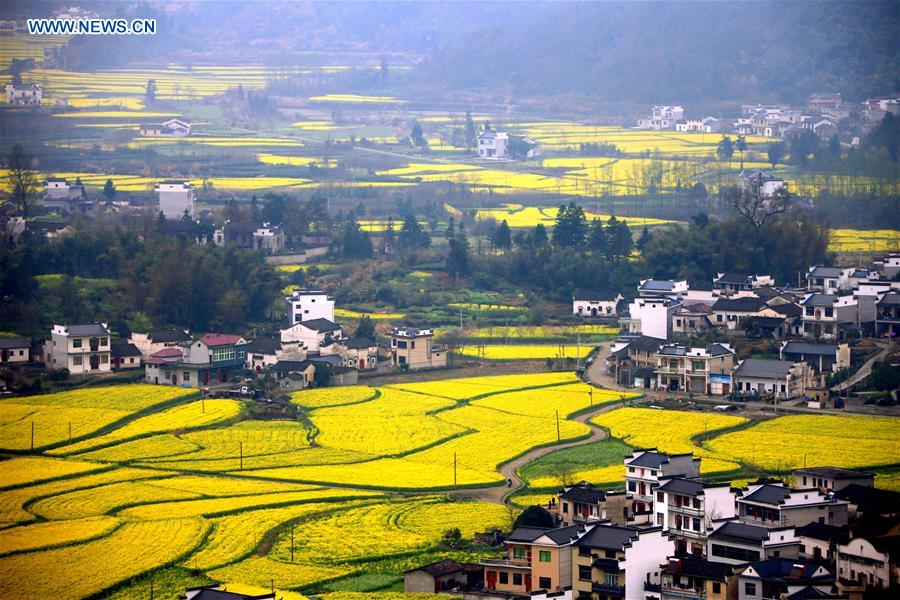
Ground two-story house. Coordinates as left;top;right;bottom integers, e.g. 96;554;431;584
144;333;248;387
736;483;849;529
606;336;664;388
655;343;735;395
653;477;736;556
875;292;900;338
573;290;624;318
710;297;768;331
638;279;689;298
792;467;875;493
573;524;675;600
281;318;344;353
622;297;681;341
800;293;858;339
5;83;42;105
625;450;701;514
735;559;834;600
390;326;447;370
285;290;335;325
707;520;800;565
482;525;589;594
780;341;850;375
835;534;898;591
477;129;511;159
129;329;192;358
806;266;854;292
874;251;900;279
731;359;813;400
45;323;112;374
657;557;739;600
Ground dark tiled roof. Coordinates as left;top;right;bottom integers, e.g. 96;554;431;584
663;557;735;580
808;266;845;278
712;297;767;312
110;341;141;358
707;343;733;357
715;272;753;285
794;522;846;542
148;329;191;343
741;484;791;505
658;477;704;497
743;558;829;582
391;325;432;337
343;337;376;349
625;336;666;352
301;318;342;333
749;316;785;328
247;338;280;354
0;337;28;349
640;279;678;291
782;341;838;356
506;526;554;543
64;323;109;336
407;558;464;577
627;450;669;469
802;293;838;307
734;359;795;380
770;303;802;318
795;467;874;479
559;484;606;504
709;521;770;542
878;293;900;307
271;360;314;373
834;484;900;515
577;525;637;550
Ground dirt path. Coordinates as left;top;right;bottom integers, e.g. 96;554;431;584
449;400;623;505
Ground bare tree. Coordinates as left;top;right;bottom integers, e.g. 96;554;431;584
6;144;41;217
730;172;790;236
550;463;576;487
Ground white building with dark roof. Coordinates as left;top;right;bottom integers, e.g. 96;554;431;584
655;343;735;395
736;483;849;529
780;340;850;374
625;450;701;513
805;266;854;292
45;323;112;374
281;318;344;353
5;83;41;105
653;476;736;556
731;358;813;400
285;290;334;325
155;180;195;220
0;337;30;364
572;289;624;317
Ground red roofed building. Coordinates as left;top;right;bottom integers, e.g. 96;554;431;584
145;333;247;387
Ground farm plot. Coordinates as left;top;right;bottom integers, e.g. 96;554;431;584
455;344;594;360
706;414;900;472
475;384;629;418
0;518;208;600
0;516;120;556
386;372;580;400
49;398;242;455
291;386;377;409
591;407;746;474
0;385;195;450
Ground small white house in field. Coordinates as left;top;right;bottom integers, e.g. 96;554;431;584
139;118;191;137
476;129;539;160
5;83;42;105
637;105;684;130
573;290;624;318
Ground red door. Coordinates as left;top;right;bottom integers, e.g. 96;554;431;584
171;373;178;384
486;571;497;589
525;574;532;592
202;371;209;385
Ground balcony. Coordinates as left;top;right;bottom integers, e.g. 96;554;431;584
669;503;703;516
660;583;704;599
644;582;662;593
480;558;531;569
592;582;625;596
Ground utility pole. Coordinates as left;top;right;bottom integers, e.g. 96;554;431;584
202;397;205;413
31;421;34;451
589;387;593;406
68;421;71;444
291;524;295;562
150;581;154;600
555;410;560;441
453;452;457;487
240;441;243;470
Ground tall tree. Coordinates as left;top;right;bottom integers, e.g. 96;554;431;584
606;216;633;261
531;223;548;246
144;79;156;105
410;121;427;147
588;218;608;254
446;237;470;280
465;111;477;149
398;213;430;252
767;141;786;168
717;135;734;162
355;315;375;339
636;226;652;250
729;172;791;239
735;135;748;169
382;216;396;254
5;144;41;217
102;178;116;210
491;220;512;252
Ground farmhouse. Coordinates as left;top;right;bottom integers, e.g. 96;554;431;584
5;83;41;105
713;272;775;294
110;341;142;370
245;338;282;372
337;337;378;370
482;525;589;594
735;558;834;600
389;326;447;370
805;266;854;292
710;297;768;330
739;170;786;197
280;318;344;353
404;559;470;593
655;343;736;395
780;340;850;374
735;482;849;528
0;337;29;364
875;292;900;338
706;520;798;565
835;535;897;591
139;118;191;137
653;477;736;556
637;105;684;130
625;449;701;513
155;180;195;220
45;323;112;374
657;557;740;599
270;359;316;391
799;293;858;340
731;359;813;400
792;467;875;493
638;279;689;298
572;289;623;317
129;329;192;358
144;333;248;387
606;335;665;388
623;297;681;340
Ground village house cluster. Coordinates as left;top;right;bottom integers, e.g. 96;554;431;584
635;93;899;141
11;288;448;394
406;451;899;600
571;255;900;404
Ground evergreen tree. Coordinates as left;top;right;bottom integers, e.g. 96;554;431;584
767;141;786;168
588;218;608;254
410;121;427;147
717;135;734;161
382;216;396;254
552;201;587;248
636;226;652;250
144;79;157;105
465;111;477;149
446;237;470;280
398;213;430;252
445;215;455;241
341;216;373;258
531;223;548;246
491;220;512;252
355;315;375;340
250;195;259;222
102;178;116;210
735;135;748;169
606;216;633;261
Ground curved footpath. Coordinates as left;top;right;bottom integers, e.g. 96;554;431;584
451;342;625;505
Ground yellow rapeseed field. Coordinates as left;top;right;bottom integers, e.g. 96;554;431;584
706;414;900;471
828;229;900;252
0;516;120;556
291;385;377;409
455;344;594;360
591;407;746;474
387;372;580;400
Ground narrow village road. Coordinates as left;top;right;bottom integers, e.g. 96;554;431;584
583;342;627;391
831;340;894;393
449;399;623;506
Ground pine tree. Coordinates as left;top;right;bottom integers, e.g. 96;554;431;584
145;79;157;105
465;111;477;149
382;216;396;254
491;220;512;252
606;216;633;261
588;218;608;254
532;223;548;246
445;215;455;241
637;226;652;250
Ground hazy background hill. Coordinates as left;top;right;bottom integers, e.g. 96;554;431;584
9;0;898;107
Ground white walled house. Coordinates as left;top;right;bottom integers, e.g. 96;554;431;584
739;170;786;197
655;343;735;395
653;477;736;556
806;266;854;292
707;521;800;565
736;483;849;529
625;450;701;513
637;106;684;130
0;337;30;364
45;323;111;374
624;297;681;340
572;290;623;318
836;536;896;590
780;340;850;374
800;293;858;339
139;118;191;137
792;467;875;493
874;251;900;278
129;329;192;358
638;279;689;298
477;129;508;159
713;272;774;294
5;83;41;105
253;224;285;254
285;290;334;325
731;359;813;400
155;180;195;220
280;318;343;353
390;326;447;370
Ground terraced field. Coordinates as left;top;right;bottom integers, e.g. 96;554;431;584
2;378;897;598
